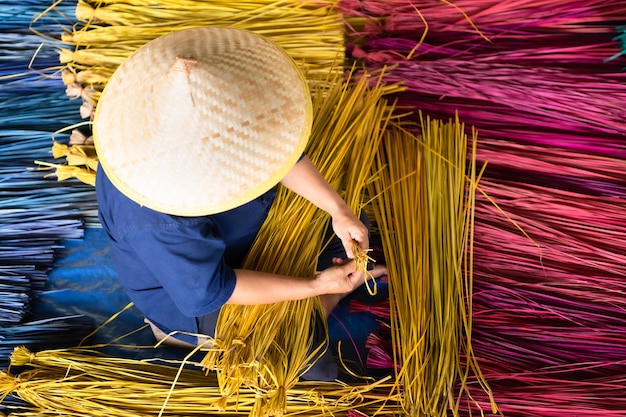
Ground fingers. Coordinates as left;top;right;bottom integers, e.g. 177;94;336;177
336;258;356;273
341;227;369;259
317;259;372;296
332;209;369;259
369;264;387;279
332;257;348;266
342;236;356;259
337;260;365;293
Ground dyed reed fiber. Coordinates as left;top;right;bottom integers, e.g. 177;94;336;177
349;298;390;319
365;331;396;372
449;176;626;417
395;98;626;160
0;36;59;69
0;129;98;222
336;0;626;159
0;1;75;32
0;316;93;367
0;168;96;214
349;37;626;74
475;138;626;197
0;346;401;416
0;88;80;137
458;370;626;417
338;0;626;42
366;116;495;417
201;71;400;416
0;275;30;326
615;25;626;60
52;0;345;95
0;203;85;324
1;14;98;330
366;58;626;137
474;180;626;280
338;1;626;78
0;265;45;294
0;125;92;321
1;34;99;220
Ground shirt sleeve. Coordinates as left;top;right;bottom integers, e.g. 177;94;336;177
122;219;237;318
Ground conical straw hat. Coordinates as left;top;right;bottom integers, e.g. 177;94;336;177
94;27;312;216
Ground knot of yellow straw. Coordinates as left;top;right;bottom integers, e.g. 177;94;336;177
0;371;19;401
75;0;97;23
9;346;36;367
352;241;377;295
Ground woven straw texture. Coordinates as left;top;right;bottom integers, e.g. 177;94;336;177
94;27;312;216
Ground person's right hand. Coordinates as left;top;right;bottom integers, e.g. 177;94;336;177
314;259;363;296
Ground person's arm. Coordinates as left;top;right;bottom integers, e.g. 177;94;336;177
125;223;362;313
227;156;370;306
226;260;361;305
279;155;368;259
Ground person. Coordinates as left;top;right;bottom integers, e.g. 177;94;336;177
93;27;384;381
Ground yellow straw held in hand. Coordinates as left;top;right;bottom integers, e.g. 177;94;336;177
352;240;377;295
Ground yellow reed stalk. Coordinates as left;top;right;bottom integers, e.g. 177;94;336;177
351;240;375;294
367;127;428;415
201;70;402;416
61;67;111;87
59;46;132;67
1;347;401;416
367;116;495;417
58;0;345;92
75;0;338;26
51;142;99;171
34;161;96;186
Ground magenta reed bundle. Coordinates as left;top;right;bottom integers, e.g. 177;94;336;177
336;3;626;416
369;58;626;136
461;372;626;417
475;138;626;196
457;176;626;416
338;0;626;157
339;0;626;57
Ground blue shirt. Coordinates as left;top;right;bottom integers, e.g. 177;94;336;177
95;167;276;345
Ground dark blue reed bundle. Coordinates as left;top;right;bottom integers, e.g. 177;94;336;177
0;1;98;360
0;0;75;32
0;315;94;368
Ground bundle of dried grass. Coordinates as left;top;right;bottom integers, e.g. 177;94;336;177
366;115;496;417
56;0;345;101
0;346;401;417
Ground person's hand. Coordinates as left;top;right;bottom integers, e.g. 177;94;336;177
317;258;387;317
331;208;369;259
314;259;363;296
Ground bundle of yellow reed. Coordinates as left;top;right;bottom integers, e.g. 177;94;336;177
56;0;345;100
0;346;401;416
201;70;402;416
366;116;497;417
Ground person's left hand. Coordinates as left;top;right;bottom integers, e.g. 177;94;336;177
331;208;369;259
